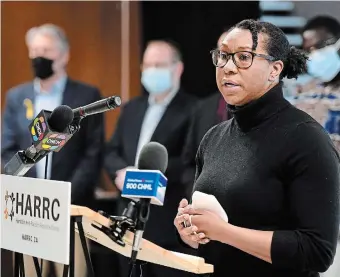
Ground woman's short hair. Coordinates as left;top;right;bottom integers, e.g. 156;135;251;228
229;19;308;80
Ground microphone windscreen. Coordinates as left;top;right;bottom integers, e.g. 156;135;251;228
137;142;168;173
48;105;74;132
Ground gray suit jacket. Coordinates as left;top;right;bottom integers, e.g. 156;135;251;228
1;78;105;207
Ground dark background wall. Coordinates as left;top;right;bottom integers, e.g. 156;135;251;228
141;1;260;98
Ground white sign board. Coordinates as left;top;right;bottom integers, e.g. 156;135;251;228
0;174;71;264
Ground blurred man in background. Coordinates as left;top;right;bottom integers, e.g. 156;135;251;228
104;40;197;277
286;16;340;154
302;16;340;52
182;30;232;191
284;16;340;277
1;23;104;277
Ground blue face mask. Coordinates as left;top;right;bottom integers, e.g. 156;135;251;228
295;73;315;86
307;40;340;82
141;68;173;95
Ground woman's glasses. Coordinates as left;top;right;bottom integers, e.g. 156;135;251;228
210;49;276;69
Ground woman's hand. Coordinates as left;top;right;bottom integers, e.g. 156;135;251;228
181;206;228;243
177;204;274;264
174;199;210;248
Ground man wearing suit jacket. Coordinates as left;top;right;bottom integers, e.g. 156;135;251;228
104;40;197;277
1;24;104;277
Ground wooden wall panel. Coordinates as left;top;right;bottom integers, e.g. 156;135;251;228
0;0;142;202
1;1;141;140
0;2;141;275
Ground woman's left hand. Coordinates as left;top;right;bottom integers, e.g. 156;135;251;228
181;206;228;242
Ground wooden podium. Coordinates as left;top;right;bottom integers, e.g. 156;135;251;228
71;205;214;275
0;174;213;277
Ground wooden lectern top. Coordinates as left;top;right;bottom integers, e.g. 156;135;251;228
71;205;213;274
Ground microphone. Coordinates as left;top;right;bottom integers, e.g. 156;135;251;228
73;96;121;119
121;142;168;265
29;105;74;152
4;105;74;176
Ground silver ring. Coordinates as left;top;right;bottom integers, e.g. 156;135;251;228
183;218;190;228
182;215;192;228
189;215;193;226
189;215;197;235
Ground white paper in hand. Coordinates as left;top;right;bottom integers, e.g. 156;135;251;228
192;191;228;222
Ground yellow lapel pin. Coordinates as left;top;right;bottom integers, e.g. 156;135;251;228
23;98;34;120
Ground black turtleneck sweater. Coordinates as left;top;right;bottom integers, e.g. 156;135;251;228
191;83;340;277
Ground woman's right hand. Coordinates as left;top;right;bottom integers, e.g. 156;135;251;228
174;199;210;249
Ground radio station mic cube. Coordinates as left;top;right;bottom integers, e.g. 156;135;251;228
28;110;73;153
121;169;168;206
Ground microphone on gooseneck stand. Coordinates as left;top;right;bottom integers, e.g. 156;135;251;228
72;95;121;119
4;96;123;177
4;105;74;176
69;95;121;134
121;142;168;277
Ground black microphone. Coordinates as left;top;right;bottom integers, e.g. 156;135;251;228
29;105;74;153
4;105;74;176
129;142;168;264
73;96;121;119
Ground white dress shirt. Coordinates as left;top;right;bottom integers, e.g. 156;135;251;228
134;88;178;166
33;76;67;179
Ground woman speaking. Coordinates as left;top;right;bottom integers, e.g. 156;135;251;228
174;19;340;277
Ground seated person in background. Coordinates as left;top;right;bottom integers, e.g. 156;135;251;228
104;39;197;277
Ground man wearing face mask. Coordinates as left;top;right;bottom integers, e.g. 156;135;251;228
104;40;197;277
284;16;340;277
284;16;340;151
1;24;104;277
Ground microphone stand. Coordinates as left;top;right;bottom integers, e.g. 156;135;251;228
128;199;151;277
10;119;83;277
3;118;82;177
91;199;151;277
38;154;50;276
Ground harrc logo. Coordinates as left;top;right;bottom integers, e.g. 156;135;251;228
4;191;15;221
3;191;61;222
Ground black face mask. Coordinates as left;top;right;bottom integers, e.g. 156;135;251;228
31;57;54;80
